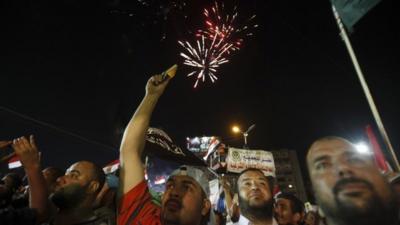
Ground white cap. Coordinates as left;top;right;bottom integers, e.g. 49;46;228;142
169;165;210;196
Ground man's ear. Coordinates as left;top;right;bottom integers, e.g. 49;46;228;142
88;181;100;194
201;199;211;216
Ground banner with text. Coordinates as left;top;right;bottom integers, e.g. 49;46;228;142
227;148;275;177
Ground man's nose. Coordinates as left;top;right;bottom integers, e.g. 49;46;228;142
169;184;184;197
336;160;355;178
56;175;67;186
250;181;259;190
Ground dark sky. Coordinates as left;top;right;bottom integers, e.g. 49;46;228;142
1;0;399;173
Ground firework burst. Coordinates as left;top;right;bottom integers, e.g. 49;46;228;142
178;35;231;88
197;1;258;54
179;1;258;88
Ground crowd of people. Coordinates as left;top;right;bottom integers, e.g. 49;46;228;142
1;68;400;225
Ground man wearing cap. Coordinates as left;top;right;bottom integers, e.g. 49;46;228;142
118;67;212;225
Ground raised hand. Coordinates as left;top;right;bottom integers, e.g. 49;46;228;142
12;136;48;222
145;64;177;97
12;135;40;169
0;140;12;150
145;74;170;97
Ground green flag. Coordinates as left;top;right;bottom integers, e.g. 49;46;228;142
331;0;382;31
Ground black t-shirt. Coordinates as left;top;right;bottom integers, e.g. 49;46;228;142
41;207;115;225
0;206;37;225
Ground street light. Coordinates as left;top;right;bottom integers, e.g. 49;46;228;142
355;142;371;154
231;124;256;148
232;126;241;133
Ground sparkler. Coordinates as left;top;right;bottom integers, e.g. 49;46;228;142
179;1;258;88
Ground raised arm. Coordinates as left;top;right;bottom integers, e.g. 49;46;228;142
12;135;49;224
119;67;175;195
220;176;240;222
0;140;12;149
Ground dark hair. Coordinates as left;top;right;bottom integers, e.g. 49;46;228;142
236;168;275;195
276;192;304;214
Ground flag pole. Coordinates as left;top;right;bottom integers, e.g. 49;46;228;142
331;5;400;171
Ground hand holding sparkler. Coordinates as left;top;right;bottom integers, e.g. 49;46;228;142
146;64;177;96
161;64;178;81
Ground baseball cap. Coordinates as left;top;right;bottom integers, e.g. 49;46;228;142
169;165;210;196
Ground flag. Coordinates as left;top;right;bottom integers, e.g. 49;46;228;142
145;127;206;166
8;154;22;169
103;159;120;174
365;125;391;173
331;0;381;31
102;128;205;178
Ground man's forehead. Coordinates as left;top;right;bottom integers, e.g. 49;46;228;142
276;198;291;205
168;175;199;185
67;162;92;174
307;139;355;162
239;170;267;181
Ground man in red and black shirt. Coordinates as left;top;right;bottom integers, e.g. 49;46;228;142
118;66;211;225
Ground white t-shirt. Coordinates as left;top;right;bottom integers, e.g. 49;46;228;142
232;215;278;225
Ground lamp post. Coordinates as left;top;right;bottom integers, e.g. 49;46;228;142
232;124;256;149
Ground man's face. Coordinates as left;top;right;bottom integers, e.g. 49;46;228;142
50;161;95;209
303;212;317;225
274;198;300;225
307;138;395;223
237;170;273;218
161;175;209;225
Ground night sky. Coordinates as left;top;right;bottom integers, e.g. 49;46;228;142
1;0;399;175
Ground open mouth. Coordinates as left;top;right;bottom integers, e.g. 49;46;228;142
165;199;182;211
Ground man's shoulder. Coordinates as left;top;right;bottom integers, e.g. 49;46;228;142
94;207;116;225
232;215;249;225
67;213;115;225
118;180;161;225
232;215;278;225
